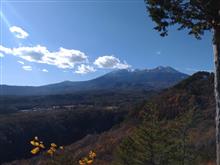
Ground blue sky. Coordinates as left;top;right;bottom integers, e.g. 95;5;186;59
0;0;214;86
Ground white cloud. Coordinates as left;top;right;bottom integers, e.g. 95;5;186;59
75;64;96;74
0;46;11;54
0;53;4;58
0;45;88;69
17;61;25;65
22;65;32;71
42;69;48;72
156;51;161;55
9;26;29;39
94;55;130;69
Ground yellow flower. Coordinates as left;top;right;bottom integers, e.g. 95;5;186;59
50;147;56;152
51;143;57;148
47;149;53;155
89;151;96;159
34;142;40;146
31;147;40;155
87;159;93;164
79;151;96;165
83;157;89;162
59;146;64;150
39;143;45;149
30;140;35;146
79;160;86;165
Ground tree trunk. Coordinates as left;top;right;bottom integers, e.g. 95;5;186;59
214;27;220;165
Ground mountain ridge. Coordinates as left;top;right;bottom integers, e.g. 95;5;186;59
0;66;189;96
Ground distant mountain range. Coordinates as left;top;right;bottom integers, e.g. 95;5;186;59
0;66;188;96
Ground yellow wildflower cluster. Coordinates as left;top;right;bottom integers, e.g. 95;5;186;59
30;136;64;156
47;143;64;156
79;151;96;165
47;143;57;156
30;136;45;155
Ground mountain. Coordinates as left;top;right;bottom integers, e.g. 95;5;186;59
1;66;188;96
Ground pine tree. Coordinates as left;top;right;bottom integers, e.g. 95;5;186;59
113;105;196;165
144;1;220;164
172;110;197;165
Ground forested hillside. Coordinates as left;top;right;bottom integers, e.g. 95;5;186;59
5;72;215;165
0;108;126;164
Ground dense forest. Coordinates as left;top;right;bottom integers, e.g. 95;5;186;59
0;108;126;164
4;72;216;165
0;89;155;114
0;86;155;163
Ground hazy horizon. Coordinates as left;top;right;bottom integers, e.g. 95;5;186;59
0;65;192;86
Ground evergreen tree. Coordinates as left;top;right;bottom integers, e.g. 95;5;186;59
144;1;220;164
172;110;197;165
113;104;196;165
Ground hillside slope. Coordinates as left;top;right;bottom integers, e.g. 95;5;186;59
5;72;215;165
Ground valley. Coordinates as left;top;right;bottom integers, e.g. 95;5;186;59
0;67;188;164
3;71;215;165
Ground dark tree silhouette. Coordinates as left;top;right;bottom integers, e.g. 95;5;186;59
144;0;220;164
